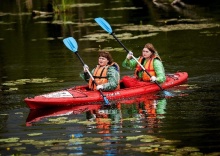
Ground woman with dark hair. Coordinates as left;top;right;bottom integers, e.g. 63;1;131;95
81;51;120;91
122;43;165;83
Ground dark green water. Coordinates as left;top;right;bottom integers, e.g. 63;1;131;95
0;0;220;155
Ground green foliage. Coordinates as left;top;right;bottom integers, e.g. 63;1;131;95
53;0;73;12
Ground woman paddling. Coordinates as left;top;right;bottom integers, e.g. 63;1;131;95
81;51;120;91
122;43;166;86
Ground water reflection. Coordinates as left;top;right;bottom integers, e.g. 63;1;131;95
26;96;167;126
84;98;167;156
24;97;167;155
134;98;166;132
26;104;101;126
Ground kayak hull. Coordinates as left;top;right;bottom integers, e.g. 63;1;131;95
24;72;188;109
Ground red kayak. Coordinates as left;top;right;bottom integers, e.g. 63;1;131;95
24;72;188;109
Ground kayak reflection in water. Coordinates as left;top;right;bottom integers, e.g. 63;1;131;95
86;104;122;134
26;98;166;154
83;98;166;155
86;104;122;155
123;98;167;133
138;98;167;133
85;98;167;134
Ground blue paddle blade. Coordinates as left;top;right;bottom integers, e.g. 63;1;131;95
103;97;110;105
163;90;173;97
94;17;113;34
63;37;78;52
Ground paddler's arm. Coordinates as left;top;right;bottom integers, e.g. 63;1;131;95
102;66;120;91
153;59;166;83
122;57;138;70
79;69;94;82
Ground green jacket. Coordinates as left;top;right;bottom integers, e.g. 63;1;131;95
122;57;166;83
156;98;167;116
80;66;120;91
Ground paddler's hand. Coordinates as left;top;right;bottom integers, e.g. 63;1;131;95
150;76;157;82
83;64;89;72
97;85;103;90
126;51;133;60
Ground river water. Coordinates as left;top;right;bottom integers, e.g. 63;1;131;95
0;0;220;155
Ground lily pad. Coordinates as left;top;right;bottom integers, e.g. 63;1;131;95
120;23;220;32
48;117;67;122
15;112;23;115
8;88;18;91
13;146;26;151
78;120;96;125
20;139;35;143
93;150;105;154
27;133;43;136
0;137;20;143
65;119;79;123
140;138;155;143
2;82;16;86
178;146;200;152
0;143;22;147
1;77;60;89
105;7;142;11
68;3;101;8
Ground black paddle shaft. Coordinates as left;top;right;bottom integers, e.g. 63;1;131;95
75;52;86;65
111;33;130;53
75;52;98;86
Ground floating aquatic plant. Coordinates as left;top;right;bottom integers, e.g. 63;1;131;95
120;23;219;32
13;146;26;151
68;3;101;8
105;7;142;11
78;120;96;125
1;132;219;155
0;137;20;143
93;150;105;154
27;133;43;136
1;77;62;92
2;78;59;86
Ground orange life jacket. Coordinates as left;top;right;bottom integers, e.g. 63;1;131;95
138;100;157;118
134;56;159;81
88;62;120;90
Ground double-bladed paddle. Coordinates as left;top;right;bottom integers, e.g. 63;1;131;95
63;37;110;105
94;17;172;96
